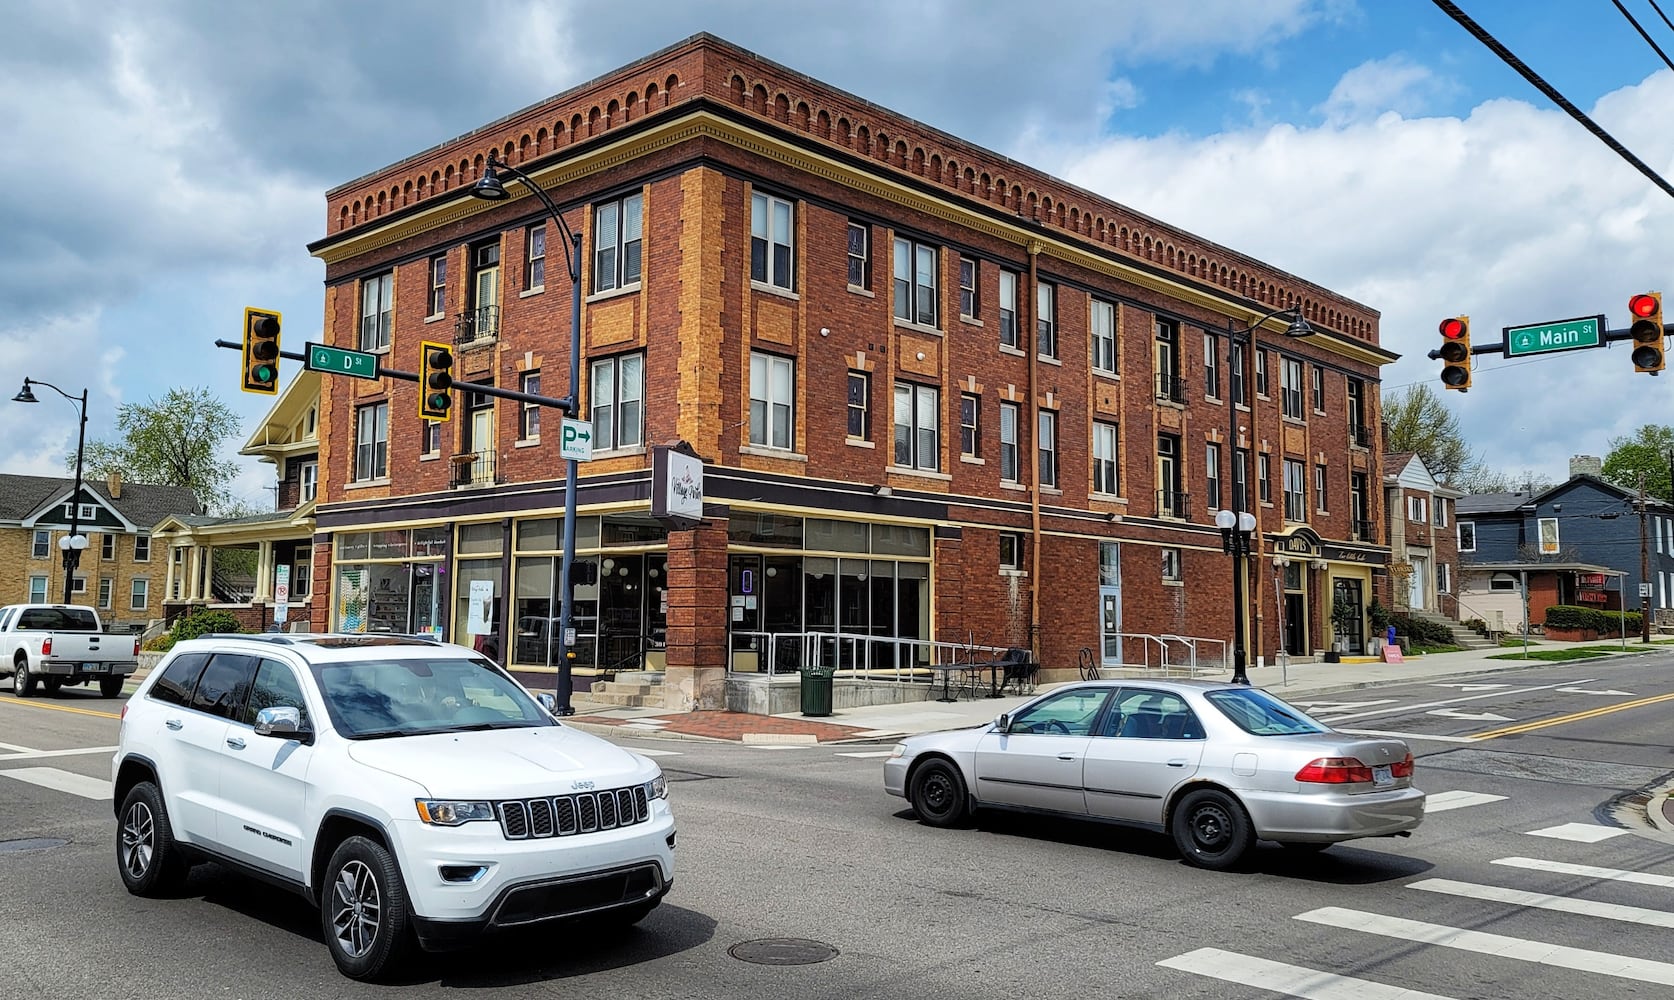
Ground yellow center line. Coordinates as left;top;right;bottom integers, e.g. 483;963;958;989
0;699;123;721
1472;690;1674;740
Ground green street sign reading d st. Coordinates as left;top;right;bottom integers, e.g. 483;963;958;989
305;341;379;380
1503;315;1604;358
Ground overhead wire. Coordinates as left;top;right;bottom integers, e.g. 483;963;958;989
1612;0;1674;71
1650;0;1674;35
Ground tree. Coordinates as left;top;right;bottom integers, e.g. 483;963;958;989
1381;384;1477;484
73;387;245;515
1601;424;1674;501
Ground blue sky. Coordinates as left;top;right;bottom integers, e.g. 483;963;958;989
3;0;1672;507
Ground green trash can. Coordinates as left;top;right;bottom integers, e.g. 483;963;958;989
800;661;835;717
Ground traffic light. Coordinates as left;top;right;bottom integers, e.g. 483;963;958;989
1630;292;1664;374
1438;315;1471;391
419;340;454;421
241;307;282;394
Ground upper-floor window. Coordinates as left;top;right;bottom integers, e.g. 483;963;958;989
300;461;318;503
1284;459;1307;522
749;352;794;450
101;533;115;561
466;240;501;342
1281;357;1305;420
751;192;794;290
1154;318;1182;402
359;271;393;351
1162;547;1183;583
28;576;46;603
355;401;389;481
1258;453;1272;504
427;254;447;317
593;192;643;292
998;269;1018;349
848;372;870;439
1231;342;1248;406
1311;364;1326;413
1458;521;1477;552
1204;332;1221;399
1037;410;1058;488
1091;299;1116;375
1234;448;1251;512
1205;443;1222;510
893;237;938;327
1347;377;1367;446
133;535;150;562
32;530;48;559
98;577;112;610
524;223;546;291
847;222;870;289
590;353;644;451
519;372;541;441
1314;463;1328;512
959;394;980;458
893;382;940;471
1000;532;1025;571
959;257;977;319
1093;421;1119;496
1254;350;1269;397
999;401;1020;483
1036;282;1057;358
130;578;149;611
422;419;441;457
1433;499;1449;528
1408;495;1428;523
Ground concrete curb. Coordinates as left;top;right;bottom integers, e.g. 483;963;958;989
560;719;731;744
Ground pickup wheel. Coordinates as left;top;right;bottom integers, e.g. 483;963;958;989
13;656;35;697
117;781;189;896
99;676;125;698
320;836;417;982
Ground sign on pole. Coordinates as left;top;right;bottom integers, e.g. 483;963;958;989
305;341;380;380
273;564;290;625
1640;582;1653;598
1503;315;1605;358
560;418;594;462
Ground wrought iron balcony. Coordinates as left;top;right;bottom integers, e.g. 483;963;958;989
1350;423;1372;449
454;305;500;350
1156;488;1189;520
1352;518;1374;541
450;450;499;489
1154;373;1186;404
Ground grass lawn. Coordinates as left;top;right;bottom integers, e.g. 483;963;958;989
1488;648;1622;662
1498;637;1541;647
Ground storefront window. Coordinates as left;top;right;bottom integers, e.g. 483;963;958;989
806;519;868;553
370;530;410;559
729;514;804;547
871;524;930;557
458;522;503;555
413;527;447;557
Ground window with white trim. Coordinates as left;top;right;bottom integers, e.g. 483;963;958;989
299;461;318;503
354;402;389;481
519;372;541;441
134;535;150;562
590;353;644;451
750;192;794;290
1036;282;1057;358
1458;521;1476;552
524;223;546;291
1284;458;1307;522
1093;421;1119;496
893;382;940;471
1204;332;1221;399
848;372;871;439
847;222;870;289
130;578;149;611
749;352;794;449
1314;463;1328;512
893;237;939;327
998;269;1018;348
1162;548;1182;582
427;254;447;317
1205;443;1222;510
999;401;1020;483
1000;532;1024;571
959;393;979;458
32;530;49;559
1281;357;1305;419
98;576;113;609
959;256;977;319
593;192;643;292
101;533;115;560
1037;410;1057;487
359;271;393;351
29;576;47;603
1091;299;1116;375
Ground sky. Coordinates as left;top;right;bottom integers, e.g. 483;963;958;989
4;0;1673;509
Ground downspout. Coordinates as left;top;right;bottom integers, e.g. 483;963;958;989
1027;240;1043;658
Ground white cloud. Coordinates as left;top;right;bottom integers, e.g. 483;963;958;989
1315;55;1447;125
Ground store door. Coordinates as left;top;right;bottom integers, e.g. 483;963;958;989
1333;578;1364;655
728;555;764;672
1099;589;1122;664
1409;555;1429;610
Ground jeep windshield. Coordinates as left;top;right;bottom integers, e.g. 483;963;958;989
312;657;552;739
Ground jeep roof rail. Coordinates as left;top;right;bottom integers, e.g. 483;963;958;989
196;633;297;644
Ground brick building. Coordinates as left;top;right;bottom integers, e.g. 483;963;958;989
1381;452;1462;630
304;34;1393;711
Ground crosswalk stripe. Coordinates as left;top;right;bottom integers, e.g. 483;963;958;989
835;751;895;758
625;748;683;757
1157;947;1459;999
1493;857;1674;889
1297;906;1674;986
1409;878;1674;928
0;766;111;800
1423;790;1508;812
1526;822;1629;842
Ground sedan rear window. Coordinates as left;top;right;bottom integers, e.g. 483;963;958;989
1204;688;1329;736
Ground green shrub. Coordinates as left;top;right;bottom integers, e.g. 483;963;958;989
144;634;177;653
1542;605;1642;635
169;608;246;643
1463;617;1487;633
1390;613;1453;647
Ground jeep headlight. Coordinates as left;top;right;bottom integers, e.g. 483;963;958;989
647;771;668;800
415;800;495;826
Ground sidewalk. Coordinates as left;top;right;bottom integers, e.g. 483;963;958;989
561;638;1672;745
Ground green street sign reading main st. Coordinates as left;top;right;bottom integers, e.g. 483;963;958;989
305;342;379;380
1503;315;1605;358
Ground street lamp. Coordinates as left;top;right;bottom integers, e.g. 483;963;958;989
471;151;583;715
13;378;90;604
1223;306;1314;685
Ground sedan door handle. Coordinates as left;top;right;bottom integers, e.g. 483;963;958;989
1167;758;1188;767
164;719;183;731
225;737;246;750
1057;753;1078;761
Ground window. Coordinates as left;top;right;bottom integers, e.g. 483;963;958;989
848;373;870;439
520;372;541;440
1204;332;1221;398
893;237;938;327
1157;434;1182;517
466;241;500;342
999;401;1020;483
998;270;1018;348
1284;459;1307;522
590;353;644;450
1458;521;1477;552
1490;574;1517;592
1351;472;1369;537
1037;410;1057;487
1093;422;1119;495
71;576;87;595
1091;299;1116;375
1258;453;1272;504
148;651;210;708
1154;318;1181;402
1036;281;1057;358
133;535;150;562
960;393;980;458
32;530;49;559
893;382;940;471
847;222;870;289
1311;364;1326;412
190;653;257;720
749;352;794;449
427;254;447;317
28;576;46;603
292;550;312;599
524;222;546;290
101;533;115;560
1234;448;1251;512
1347;377;1368;446
422;420;440;457
593;192;643;292
1281;357;1305;419
1205;443;1222;510
1008;687;1110;736
1162;548;1182;582
959;257;977;318
130;578;149;611
359;271;393;351
1433;500;1448;528
243;659;310;730
750;192;794;290
299;461;318;504
98;577;112;610
1408;495;1428;523
1000;532;1024;571
1231;342;1248;405
354;401;389;481
1437;562;1451;595
1254;350;1269;397
1314;463;1328;512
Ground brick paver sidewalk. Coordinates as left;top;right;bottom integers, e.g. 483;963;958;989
575;710;873;744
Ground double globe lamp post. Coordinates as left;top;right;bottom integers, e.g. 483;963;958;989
12;378;91;604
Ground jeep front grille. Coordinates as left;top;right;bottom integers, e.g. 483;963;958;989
495;785;651;841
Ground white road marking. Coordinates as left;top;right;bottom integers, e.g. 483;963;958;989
0;766;111;800
1493;857;1674;888
1431;683;1515;691
1423;790;1508;812
0;741;35;754
623;747;683;757
1427;708;1512;721
1325;680;1585;724
1555;687;1635;696
1298;906;1674;986
835;751;895;759
1409;878;1674;928
0;745;118;760
1294;699;1398;713
741;734;818;746
1526;822;1630;843
746;745;817;751
1158;947;1459;1000
1334;728;1480;744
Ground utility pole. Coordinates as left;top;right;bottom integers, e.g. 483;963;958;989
1639;471;1651;644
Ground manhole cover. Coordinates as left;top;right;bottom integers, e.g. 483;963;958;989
0;838;69;854
728;938;839;966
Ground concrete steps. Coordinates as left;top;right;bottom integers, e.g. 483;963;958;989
587;673;665;708
1405;610;1498;650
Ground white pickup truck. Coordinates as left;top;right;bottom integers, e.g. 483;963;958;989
0;604;140;698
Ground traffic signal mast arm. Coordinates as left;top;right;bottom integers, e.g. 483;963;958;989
1424;323;1669;359
212;339;575;413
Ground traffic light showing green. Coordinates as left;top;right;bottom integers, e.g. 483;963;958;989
1438;315;1470;391
1630;292;1664;374
419;340;454;421
242;307;282;395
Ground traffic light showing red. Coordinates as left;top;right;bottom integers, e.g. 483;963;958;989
242;307;282;395
1630;292;1664;374
419;340;454;421
1438;315;1471;390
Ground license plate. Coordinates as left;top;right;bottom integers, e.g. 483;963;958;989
1372;764;1393;786
82;662;108;673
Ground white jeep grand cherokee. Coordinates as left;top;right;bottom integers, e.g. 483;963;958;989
112;633;675;980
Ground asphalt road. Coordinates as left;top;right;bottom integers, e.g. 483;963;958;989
4;654;1674;999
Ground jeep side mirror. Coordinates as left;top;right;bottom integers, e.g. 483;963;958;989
536;693;558;718
254;706;312;743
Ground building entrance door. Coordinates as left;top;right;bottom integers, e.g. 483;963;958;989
1333;578;1364;654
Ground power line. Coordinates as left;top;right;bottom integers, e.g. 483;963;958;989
1613;0;1674;71
1430;0;1674;200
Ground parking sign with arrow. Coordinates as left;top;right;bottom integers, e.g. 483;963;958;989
560;418;594;462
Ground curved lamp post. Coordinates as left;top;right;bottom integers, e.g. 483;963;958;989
13;378;90;604
470;152;583;715
1223;307;1314;684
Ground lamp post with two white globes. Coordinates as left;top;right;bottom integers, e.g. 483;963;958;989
12;378;91;604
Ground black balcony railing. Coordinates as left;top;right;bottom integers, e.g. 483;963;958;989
1155;373;1186;404
1350;423;1372;449
1352;518;1374;541
455;305;500;349
1156;488;1189;519
450;450;499;488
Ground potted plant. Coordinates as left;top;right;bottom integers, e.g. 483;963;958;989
1327;594;1359;662
1367;597;1392;654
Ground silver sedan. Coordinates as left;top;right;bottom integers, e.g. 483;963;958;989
883;679;1424;869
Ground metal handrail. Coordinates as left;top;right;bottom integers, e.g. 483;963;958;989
726;630;1008;683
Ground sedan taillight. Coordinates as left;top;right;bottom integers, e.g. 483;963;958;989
1295;757;1375;784
1392;752;1414;778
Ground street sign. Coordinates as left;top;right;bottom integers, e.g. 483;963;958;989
560;418;594;462
1503;315;1605;358
305;341;379;380
1640;582;1653;598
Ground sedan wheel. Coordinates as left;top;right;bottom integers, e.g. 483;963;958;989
909;759;969;828
1172;788;1252;870
321;836;415;981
